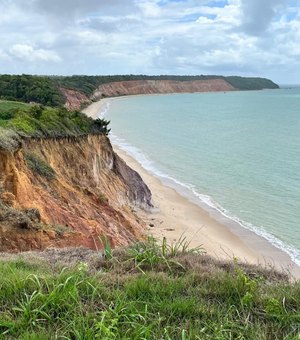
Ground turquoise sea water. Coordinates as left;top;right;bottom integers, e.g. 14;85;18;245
103;89;300;265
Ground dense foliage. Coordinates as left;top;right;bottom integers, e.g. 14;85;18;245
0;238;298;339
0;75;64;106
0;101;110;145
225;76;279;90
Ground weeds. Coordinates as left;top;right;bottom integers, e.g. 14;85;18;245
98;235;113;260
126;236;204;274
163;235;205;257
0;239;299;339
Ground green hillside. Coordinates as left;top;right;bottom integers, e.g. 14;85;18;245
0;100;110;151
225;76;279;90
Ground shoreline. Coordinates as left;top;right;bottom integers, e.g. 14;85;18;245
83;98;300;279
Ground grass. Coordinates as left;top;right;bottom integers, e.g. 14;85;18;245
0;100;30;120
0;238;299;339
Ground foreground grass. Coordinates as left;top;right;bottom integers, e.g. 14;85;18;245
0;239;299;339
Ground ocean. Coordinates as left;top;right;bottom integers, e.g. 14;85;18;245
102;89;300;265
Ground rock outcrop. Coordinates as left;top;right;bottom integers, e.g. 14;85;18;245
0;135;152;252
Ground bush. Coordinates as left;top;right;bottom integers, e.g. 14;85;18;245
93;118;111;135
0;101;111;144
24;153;56;180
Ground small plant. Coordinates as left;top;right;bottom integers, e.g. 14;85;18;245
166;235;205;257
127;237;189;274
51;224;73;236
128;237;164;272
99;235;113;260
12;290;49;328
77;262;89;273
265;297;285;318
232;261;259;309
24;153;56;180
98;193;108;204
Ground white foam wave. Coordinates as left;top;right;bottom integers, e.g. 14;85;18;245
97;100;111;118
103;96;300;267
110;134;300;267
191;190;300;266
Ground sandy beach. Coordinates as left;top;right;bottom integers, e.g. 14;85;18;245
84;99;300;279
82;99;112;119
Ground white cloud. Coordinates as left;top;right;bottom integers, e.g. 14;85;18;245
9;44;61;62
0;48;8;59
240;0;287;35
138;1;162;17
0;0;299;83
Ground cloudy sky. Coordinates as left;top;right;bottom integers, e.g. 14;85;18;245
0;0;299;84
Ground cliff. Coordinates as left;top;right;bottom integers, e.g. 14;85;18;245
92;79;236;98
0;134;152;252
60;87;91;111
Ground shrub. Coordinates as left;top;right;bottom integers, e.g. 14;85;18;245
24;153;56;180
93;118;111;136
0;101;111;142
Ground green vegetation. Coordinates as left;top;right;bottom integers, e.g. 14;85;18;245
0;100;29;120
0;75;279;107
0;75;64;106
0;203;42;230
24;153;56;180
0;127;21;152
0;238;298;339
225;76;279;90
0;101;111;151
53;74;279;96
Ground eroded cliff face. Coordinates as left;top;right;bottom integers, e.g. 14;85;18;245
61;87;91;110
61;79;236;110
93;79;236;99
0;135;152;252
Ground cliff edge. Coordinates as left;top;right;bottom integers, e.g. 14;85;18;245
0;134;152;252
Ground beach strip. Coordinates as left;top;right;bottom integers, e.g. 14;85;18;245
83;99;300;279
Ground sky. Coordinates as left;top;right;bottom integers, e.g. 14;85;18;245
0;0;299;84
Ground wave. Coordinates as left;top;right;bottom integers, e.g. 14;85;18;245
110;133;300;267
97;100;111;118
